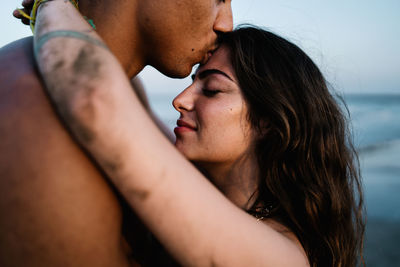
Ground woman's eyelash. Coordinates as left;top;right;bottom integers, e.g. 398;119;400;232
202;89;220;97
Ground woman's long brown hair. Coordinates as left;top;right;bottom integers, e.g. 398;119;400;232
220;26;365;266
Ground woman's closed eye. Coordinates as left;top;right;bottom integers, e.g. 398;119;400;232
202;88;220;97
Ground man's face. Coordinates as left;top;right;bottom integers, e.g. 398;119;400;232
137;0;233;78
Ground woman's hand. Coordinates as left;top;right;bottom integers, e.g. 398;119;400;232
13;0;35;25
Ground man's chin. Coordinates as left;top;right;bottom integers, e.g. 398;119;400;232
166;67;193;79
154;61;197;79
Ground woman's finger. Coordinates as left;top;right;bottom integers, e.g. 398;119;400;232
22;0;35;8
13;9;23;19
13;8;32;25
22;18;31;25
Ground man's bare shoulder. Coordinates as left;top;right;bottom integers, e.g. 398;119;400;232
0;37;46;123
0;37;36;78
0;37;133;267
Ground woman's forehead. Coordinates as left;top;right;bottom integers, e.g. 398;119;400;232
195;46;237;81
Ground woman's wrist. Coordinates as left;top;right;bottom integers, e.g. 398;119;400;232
15;0;80;33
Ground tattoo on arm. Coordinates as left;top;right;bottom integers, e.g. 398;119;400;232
34;30;109;60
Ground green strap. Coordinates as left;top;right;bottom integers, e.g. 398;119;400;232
35;30;109;59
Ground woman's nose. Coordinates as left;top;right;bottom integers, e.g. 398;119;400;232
172;85;195;113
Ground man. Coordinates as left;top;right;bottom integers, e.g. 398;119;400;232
0;0;232;265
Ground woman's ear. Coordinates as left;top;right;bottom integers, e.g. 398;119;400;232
257;120;270;136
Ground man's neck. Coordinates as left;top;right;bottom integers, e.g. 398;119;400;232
78;0;145;78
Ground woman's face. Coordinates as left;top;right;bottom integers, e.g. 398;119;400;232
172;46;253;166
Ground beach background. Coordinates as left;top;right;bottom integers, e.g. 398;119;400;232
1;1;399;266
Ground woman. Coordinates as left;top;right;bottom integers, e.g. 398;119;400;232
31;1;365;266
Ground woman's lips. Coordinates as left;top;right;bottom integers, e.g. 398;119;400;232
174;119;197;134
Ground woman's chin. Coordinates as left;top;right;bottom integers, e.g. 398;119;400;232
174;142;191;158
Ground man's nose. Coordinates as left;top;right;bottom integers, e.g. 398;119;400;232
213;3;233;33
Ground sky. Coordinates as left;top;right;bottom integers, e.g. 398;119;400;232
1;0;399;95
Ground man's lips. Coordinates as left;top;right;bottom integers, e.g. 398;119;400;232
200;53;211;65
200;47;217;65
174;119;197;133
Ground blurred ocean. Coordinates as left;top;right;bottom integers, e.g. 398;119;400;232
148;92;400;266
344;94;400;266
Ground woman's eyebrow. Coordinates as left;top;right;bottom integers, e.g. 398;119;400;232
196;69;234;82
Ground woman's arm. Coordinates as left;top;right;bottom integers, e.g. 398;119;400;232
34;1;307;266
130;76;175;142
